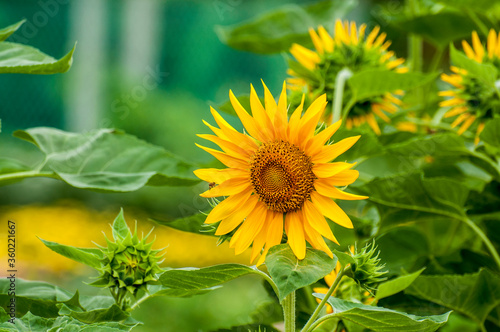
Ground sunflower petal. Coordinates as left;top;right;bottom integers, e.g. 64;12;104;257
231;202;268;254
312;136;360;164
194;168;249;184
195;144;249;169
216;195;259;235
318;25;334;52
313;162;355;178
314;181;368;200
229;90;265;142
302;200;337;243
285;211;306;260
204;188;253;224
200;176;251;198
310;191;353;229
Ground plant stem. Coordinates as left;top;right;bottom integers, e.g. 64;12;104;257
0;171;57;183
462;217;500;270
283;291;296;332
130;294;150;310
332;68;353;124
307;314;337;332
301;266;349;332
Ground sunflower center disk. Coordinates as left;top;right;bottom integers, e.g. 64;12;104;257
250;140;316;213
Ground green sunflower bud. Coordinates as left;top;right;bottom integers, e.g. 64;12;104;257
90;210;164;308
347;241;387;293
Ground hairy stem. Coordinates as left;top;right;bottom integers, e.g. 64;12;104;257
283;291;296;332
332;68;353;124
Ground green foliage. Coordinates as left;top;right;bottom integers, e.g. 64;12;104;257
347;71;438;103
480;118;500;155
0;20;75;75
159;264;266;297
376;268;426;300
314;295;451;332
0;127;200;192
406;269;500;327
265;244;337;302
151;213;216;236
215;0;356;54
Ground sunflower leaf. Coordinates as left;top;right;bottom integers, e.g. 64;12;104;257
449;43;498;86
215;0;357;54
0;42;75;74
0;19;25;42
313;295;451;332
348;70;438;102
265;244;337;302
405;268;500;326
480;118;500;155
150;213;216;236
3;127;200;191
39;238;104;269
159;264;265;296
376;268;426;300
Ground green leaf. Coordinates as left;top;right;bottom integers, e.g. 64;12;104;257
332;249;355;267
348;70;438;103
58;304;129;324
480;118;500;155
39;238;103;269
112;209;130;241
159;264;265;296
148;286;215;298
151;213;215;236
362;173;469;222
376;268;426;300
390;12;476;47
0;20;25;42
436;0;499;11
215;0;357;54
213;324;281;332
0;42;75;74
376;227;429;276
406;268;500;326
4;127;200;192
315;296;451;332
450;43;498;86
265;244;337;302
0;312;139;332
0;279;74;318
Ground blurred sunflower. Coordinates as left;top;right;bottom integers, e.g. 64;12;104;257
440;30;500;144
195;81;367;264
288;19;407;134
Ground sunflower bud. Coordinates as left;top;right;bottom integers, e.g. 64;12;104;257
348;241;387;293
90;210;164;308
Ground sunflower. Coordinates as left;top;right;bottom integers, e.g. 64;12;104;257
194;81;367;264
440;30;500;144
288;19;407;134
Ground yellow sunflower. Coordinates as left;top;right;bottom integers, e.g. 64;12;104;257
440;30;500;144
288;19;407;134
194;81;367;264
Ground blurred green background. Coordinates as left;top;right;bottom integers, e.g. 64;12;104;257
0;1;404;330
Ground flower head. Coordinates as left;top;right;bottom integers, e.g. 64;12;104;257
289;19;406;134
91;216;164;306
195;81;367;264
348;241;387;293
440;30;500;144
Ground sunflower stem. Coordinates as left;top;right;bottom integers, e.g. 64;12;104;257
301;266;349;332
283;291;296;332
462;217;500;270
332;67;353;124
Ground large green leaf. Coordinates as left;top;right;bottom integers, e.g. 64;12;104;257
348;71;437;103
215;0;356;54
0;312;138;332
58;304;129;324
213;324;280;332
363;173;469;222
0;42;75;75
0;279;74;318
390;12;476;47
406;268;500;327
159;264;268;296
0;20;25;42
314;296;450;332
450;44;498;86
265;244;337;302
376;268;426;300
1;127;200;191
39;238;104;269
376;227;430;276
480;118;500;155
